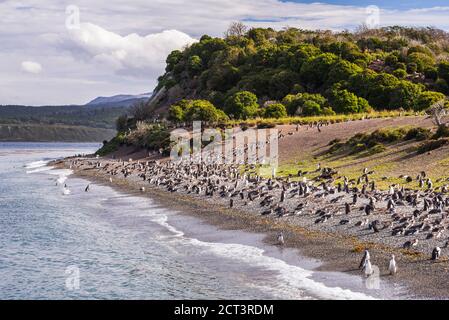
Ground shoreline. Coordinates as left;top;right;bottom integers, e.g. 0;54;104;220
55;157;449;299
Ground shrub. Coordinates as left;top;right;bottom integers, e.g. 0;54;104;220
168;104;185;123
301;100;322;116
327;60;362;86
96;133;126;156
404;127;432;141
116;115;129;132
329;88;372;114
434;79;449;95
187;55;203;74
393;69;407;79
407;62;418;73
385;54;399;67
328;138;341;146
415;91;446;111
407;52;435;73
282;92;328;116
417;138;449;154
433;125;449;139
263;103;287;118
333;127;430;156
424;67;438;81
225;91;259;119
300;53;339;89
321;107;337;116
257;121;276;129
368;143;387;155
438;61;449;85
185;100;228;122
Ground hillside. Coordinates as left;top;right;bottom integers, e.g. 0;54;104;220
0;105;128;129
0;92;152;142
0;123;115;142
145;25;449;120
86;93;152;107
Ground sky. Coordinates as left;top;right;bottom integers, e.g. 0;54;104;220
1;1;449;106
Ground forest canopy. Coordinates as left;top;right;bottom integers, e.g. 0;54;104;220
156;24;449;122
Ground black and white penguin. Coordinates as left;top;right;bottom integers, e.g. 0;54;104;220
359;249;370;269
277;232;285;245
389;254;397;275
345;202;351;215
431;247;441;261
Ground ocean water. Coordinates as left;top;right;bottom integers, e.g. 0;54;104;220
0;142;404;300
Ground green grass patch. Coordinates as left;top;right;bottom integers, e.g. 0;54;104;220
329;126;431;157
224;110;419;127
96;133;126;156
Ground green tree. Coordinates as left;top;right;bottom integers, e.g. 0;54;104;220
168;105;185;123
327;60;362;86
184;100;228;122
329;88;372;114
263;103;287;118
225;91;259;119
115;115;129;132
300;53;339;89
407;52;435;73
166;50;183;72
393;69;407;79
302;100;322;116
188;55;203;75
415;91;446;111
289;44;321;71
269;70;300;100
438;61;449;84
282;93;327;115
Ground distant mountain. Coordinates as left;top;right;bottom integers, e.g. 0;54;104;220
86;93;152;107
0;91;152;141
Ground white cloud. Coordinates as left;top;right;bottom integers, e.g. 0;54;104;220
66;23;197;77
21;61;42;74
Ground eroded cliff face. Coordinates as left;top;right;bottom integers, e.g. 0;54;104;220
147;68;204;117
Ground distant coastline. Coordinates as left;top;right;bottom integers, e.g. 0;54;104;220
0;123;115;142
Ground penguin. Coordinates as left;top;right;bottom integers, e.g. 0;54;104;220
387;199;395;210
85;184;90;192
389;186;395;195
359;250;370;269
365;204;373;216
230;198;234;208
431;247;441;261
277;232;285;245
345;202;351;215
362;258;374;277
389;254;397;275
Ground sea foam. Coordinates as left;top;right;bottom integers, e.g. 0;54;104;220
149;210;376;300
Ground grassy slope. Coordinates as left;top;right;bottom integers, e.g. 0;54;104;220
269;116;449;190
